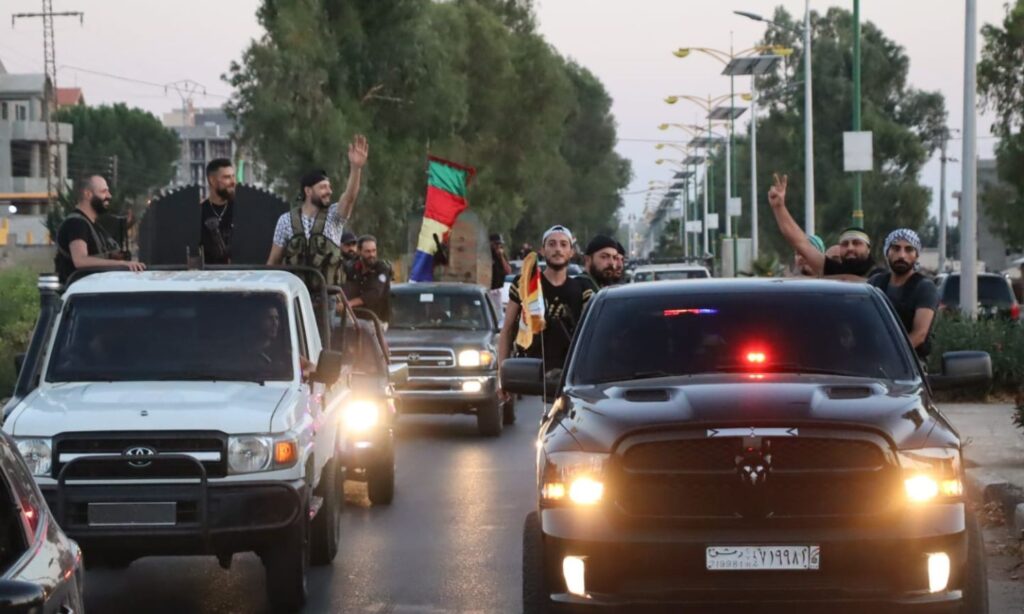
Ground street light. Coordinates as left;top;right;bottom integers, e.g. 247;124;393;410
735;3;815;235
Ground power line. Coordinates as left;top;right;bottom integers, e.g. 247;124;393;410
58;65;231;100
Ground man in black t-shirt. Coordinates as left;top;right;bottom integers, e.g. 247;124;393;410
490;233;512;290
55;174;145;284
768;174;878;279
200;158;237;264
868;229;939;358
498;225;591;391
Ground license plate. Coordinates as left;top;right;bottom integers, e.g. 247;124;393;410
706;545;820;571
87;502;177;527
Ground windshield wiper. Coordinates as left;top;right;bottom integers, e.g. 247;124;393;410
152;374;268;385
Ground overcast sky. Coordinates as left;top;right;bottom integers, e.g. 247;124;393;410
0;0;1008;228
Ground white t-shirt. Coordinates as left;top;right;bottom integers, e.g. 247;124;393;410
272;203;346;247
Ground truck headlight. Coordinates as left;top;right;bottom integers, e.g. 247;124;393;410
343;400;379;433
458;349;494;368
899;448;963;503
541;451;608;506
228;436;272;474
15;439;52;477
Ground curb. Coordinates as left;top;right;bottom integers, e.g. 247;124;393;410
965;468;1024;539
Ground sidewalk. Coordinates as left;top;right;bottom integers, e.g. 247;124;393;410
940;403;1024;538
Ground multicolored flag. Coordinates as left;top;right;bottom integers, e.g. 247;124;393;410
409;156;476;282
515;252;546;351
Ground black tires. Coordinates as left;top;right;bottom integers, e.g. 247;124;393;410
962;509;989;614
522;511;560;614
367;441;396;505
263;500;310;613
310;459;341;566
477;399;504;437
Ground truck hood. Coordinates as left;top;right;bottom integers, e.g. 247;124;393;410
7;381;292;436
563;374;937;452
386;328;495;349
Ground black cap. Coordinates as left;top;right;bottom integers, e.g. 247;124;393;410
297;169;329;200
341;231;357;245
585;234;618;256
614;241;626;256
489;233;504;244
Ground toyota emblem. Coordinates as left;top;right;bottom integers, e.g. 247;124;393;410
124;446;157;468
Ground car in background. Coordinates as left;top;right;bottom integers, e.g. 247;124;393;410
503;279;991;612
935;272;1020;321
387;283;512;436
0;431;84;613
631;262;711;283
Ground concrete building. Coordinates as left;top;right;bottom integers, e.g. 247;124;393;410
0;59;74;216
978;158;1012;272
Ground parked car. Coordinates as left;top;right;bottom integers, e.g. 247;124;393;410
935;272;1020;321
503;278;990;612
630;262;711;282
387;283;512;436
3;268;353;612
0;430;84;613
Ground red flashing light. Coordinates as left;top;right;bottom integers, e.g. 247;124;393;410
20;497;40;538
745;351;767;364
1011;303;1020;321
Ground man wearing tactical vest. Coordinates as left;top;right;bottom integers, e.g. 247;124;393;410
868;229;939;359
344;235;392;326
55;174;146;284
266;134;369;298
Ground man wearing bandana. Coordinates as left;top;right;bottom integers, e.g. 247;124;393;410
55;174;145;284
768;173;879;279
869;229;938;358
266;134;369;266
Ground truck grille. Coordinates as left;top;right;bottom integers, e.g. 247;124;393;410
53;431;227;480
611;432;898;521
390;347;456;370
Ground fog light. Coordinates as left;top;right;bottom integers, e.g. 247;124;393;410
463;381;482;393
927;552;950;593
562;556;586;597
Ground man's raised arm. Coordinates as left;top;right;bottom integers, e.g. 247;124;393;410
768;173;825;275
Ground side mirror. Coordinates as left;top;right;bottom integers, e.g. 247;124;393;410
928;351;992;391
13;354;26;378
500;358;545;396
311;349;344;384
0;580;45;613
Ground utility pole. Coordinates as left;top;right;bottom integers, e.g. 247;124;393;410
960;0;978;318
12;1;84;210
852;0;863;228
803;0;815;235
938;130;959;274
164;79;206;184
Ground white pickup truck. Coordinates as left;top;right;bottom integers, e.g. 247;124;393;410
2;269;363;612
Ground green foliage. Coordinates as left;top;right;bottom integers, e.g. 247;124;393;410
43;189;77;242
55;103;180;212
715;6;946;261
978;0;1024;251
927;317;1024;395
225;0;630;253
0;269;39;400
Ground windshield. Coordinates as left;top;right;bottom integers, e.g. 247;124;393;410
390;291;491;330
572;292;914;384
941;276;1014;307
47;292;293;383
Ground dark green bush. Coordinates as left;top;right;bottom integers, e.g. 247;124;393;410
0;269;39;400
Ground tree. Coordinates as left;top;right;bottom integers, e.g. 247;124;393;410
978;0;1024;251
715;6;946;260
55;104;180;211
225;0;630;253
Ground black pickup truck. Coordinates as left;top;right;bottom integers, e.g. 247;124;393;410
502;278;992;613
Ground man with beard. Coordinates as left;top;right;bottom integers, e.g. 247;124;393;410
613;240;627;283
768;173;878;279
579;234;620;293
267;134;368;268
498;225;591;396
868;229;938;358
340;231;359;264
344;235;392;325
200;158;236;264
55;174;145;284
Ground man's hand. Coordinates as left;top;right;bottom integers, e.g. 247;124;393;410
124;261;146;273
348;134;369;170
768;173;788;210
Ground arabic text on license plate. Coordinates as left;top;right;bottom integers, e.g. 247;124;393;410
705;545;820;571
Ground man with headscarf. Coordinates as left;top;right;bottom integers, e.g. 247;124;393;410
768;174;878;279
868;229;938;358
579;234;621;292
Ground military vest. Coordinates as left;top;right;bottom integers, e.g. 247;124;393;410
283;207;344;291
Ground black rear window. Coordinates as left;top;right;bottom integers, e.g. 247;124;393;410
572;292;914;384
941;276;1014;307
